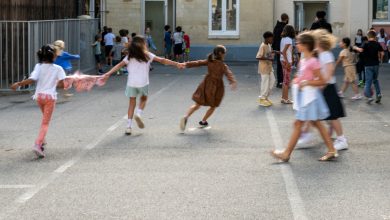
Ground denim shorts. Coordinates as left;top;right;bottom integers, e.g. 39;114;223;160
125;85;149;98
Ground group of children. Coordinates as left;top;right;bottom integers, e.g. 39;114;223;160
164;25;191;62
11;34;234;159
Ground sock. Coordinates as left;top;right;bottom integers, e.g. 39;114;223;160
337;135;346;141
127;119;132;128
136;109;143;116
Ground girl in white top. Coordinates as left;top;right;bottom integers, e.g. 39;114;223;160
103;35;185;135
280;25;296;104
11;45;66;158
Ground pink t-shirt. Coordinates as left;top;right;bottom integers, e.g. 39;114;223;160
295;57;321;84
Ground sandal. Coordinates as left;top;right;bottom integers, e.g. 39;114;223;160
319;151;339;161
270;150;290;162
281;99;293;104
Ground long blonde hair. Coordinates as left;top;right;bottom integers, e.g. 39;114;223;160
311;29;337;51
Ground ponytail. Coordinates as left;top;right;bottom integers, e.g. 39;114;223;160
207;45;226;62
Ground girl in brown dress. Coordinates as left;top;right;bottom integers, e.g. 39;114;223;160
180;45;237;132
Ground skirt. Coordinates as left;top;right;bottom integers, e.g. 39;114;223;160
323;84;346;120
192;77;224;107
295;89;329;121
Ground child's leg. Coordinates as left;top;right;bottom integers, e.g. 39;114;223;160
136;95;148;116
351;81;360;94
35;99;56;146
281;63;291;100
185;103;201;119
372;66;381;96
330;119;343;137
340;81;348;93
202;107;216;122
283;120;305;156
312;121;336;153
259;73;269;99
364;67;374;98
127;97;137;122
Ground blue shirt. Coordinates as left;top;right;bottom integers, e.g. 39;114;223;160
54;51;80;71
164;31;172;46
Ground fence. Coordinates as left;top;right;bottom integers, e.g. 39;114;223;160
0;18;99;91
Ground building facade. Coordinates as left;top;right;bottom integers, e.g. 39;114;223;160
102;0;389;60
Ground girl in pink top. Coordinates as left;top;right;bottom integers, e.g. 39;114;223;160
271;33;338;162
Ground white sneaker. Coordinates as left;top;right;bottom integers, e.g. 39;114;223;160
296;133;315;148
125;127;132;135
334;138;348;151
33;144;45;158
351;94;363;100
134;114;145;129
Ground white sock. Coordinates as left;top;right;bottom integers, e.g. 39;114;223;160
136;109;143;116
127;119;132;128
337;135;346;141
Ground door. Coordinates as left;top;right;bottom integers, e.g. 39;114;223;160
295;1;329;31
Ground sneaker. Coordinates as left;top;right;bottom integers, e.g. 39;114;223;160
358;80;364;88
180;117;188;132
376;94;382;104
281;99;293;104
334;138;349;151
33;144;45;158
134;114;145;129
296;133;315;148
259;99;271;107
125;127;132;135
367;97;374;104
351;94;363;100
338;91;344;98
199;121;209;127
266;99;273;105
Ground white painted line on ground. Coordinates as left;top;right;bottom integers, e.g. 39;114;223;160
266;110;309;220
0;185;34;189
0;78;181;220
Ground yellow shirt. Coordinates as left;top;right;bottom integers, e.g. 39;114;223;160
339;49;355;67
256;42;273;74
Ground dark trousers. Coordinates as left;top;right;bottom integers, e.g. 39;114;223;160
275;54;283;85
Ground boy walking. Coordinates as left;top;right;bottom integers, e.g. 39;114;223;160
354;30;384;104
256;32;275;107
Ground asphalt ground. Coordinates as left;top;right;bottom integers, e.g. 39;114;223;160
0;62;389;220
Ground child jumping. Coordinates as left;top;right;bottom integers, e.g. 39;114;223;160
256;31;275;107
271;33;338;162
179;45;237;132
103;35;184;135
11;45;67;158
337;37;362;100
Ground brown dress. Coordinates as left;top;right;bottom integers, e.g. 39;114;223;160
186;60;236;107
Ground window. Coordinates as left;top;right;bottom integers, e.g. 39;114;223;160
209;0;239;37
373;0;389;20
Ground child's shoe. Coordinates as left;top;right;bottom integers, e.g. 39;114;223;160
266;99;273;105
358;80;364;88
351;94;363;100
33;144;45;158
199;121;209;127
259;99;271;107
367;97;374;104
334;137;349;151
134;114;145;129
125;127;132;135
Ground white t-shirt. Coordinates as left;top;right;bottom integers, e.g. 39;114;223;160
124;52;156;87
377;33;387;43
29;63;66;100
121;36;129;44
104;33;116;46
280;37;293;63
173;32;183;44
318;51;336;84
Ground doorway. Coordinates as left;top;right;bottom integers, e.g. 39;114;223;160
295;1;329;32
143;0;175;55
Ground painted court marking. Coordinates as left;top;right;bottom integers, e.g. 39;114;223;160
0;185;34;189
0;78;181;220
266;109;309;220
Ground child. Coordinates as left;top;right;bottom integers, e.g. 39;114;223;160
280;25;295;104
356;36;368;87
53;40;80;75
179;45;237;132
256;31;275;107
271;33;338;162
91;35;103;74
337;37;362;100
11;45;67;158
377;28;388;62
103;36;183;135
164;25;173;59
110;36;125;75
145;27;157;53
354;30;384;104
173;26;184;62
355;29;364;47
183;31;191;62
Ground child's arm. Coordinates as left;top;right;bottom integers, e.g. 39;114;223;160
103;61;127;79
300;68;326;88
282;44;291;64
10;79;35;91
335;55;344;67
184;60;208;68
57;79;65;89
153;56;183;68
63;52;80;60
91;42;97;47
224;65;237;90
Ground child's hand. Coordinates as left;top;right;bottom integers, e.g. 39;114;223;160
230;82;237;91
10;82;20;91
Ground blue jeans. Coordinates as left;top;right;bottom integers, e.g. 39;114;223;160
364;66;381;98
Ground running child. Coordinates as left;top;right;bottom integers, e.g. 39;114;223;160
103;36;184;135
256;31;275;107
271;33;338;162
337;37;362;100
11;45;67;158
179;45;237;132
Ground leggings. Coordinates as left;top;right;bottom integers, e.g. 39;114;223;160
35;96;56;146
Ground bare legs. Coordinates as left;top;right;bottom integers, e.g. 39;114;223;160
340;81;360;95
128;96;147;119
